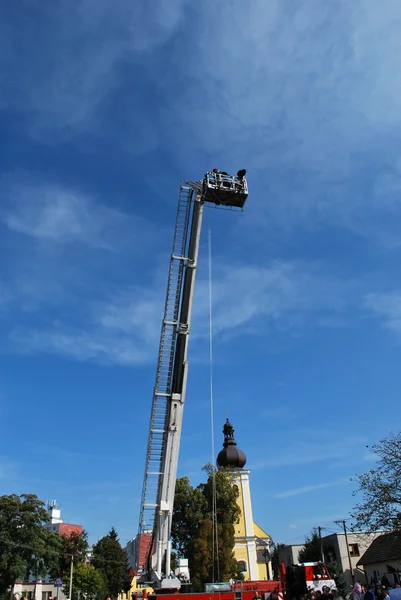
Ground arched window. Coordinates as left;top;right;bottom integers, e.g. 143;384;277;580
237;560;247;573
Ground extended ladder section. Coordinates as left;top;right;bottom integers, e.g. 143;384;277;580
138;182;204;587
137;170;248;589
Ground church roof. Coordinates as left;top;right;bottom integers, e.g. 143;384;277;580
254;522;271;539
216;419;247;469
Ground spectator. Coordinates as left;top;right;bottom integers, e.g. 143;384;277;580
351;583;364;600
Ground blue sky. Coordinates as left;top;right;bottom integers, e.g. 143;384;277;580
1;0;401;548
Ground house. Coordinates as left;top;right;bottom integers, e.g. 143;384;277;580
279;532;379;587
357;531;401;586
322;532;379;586
125;533;152;573
118;569;153;600
278;544;305;568
12;502;83;600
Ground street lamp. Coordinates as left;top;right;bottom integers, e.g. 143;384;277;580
262;549;271;580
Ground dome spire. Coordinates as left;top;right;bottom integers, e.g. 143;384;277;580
223;418;235;440
216;418;247;469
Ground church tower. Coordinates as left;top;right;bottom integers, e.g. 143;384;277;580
217;419;272;581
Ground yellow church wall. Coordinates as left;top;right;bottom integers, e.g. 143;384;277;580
218;423;273;583
234;480;246;538
257;561;268;580
233;475;269;581
234;545;249;562
234;544;251;580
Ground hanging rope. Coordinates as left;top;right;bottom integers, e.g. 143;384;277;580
208;226;220;583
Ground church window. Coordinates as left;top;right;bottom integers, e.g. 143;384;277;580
237;560;247;572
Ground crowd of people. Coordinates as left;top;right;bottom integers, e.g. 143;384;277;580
298;582;395;600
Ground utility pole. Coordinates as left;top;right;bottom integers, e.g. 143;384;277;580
335;519;354;584
31;555;38;600
69;554;74;600
317;526;326;562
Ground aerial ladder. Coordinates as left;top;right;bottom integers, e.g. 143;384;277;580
137;168;249;590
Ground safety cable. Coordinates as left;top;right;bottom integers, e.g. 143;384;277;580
208;226;220;583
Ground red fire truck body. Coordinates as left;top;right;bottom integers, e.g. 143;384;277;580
145;580;283;600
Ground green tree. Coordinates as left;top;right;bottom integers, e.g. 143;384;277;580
199;464;241;585
0;494;61;597
270;542;286;578
171;476;207;561
323;544;347;595
190;518;214;588
351;432;401;531
92;527;130;596
56;530;89;579
172;465;241;590
64;562;106;599
298;529;322;562
326;559;347;595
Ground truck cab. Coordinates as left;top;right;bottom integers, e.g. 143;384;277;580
282;561;336;598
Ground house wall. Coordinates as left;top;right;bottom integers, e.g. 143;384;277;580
118;576;153;600
323;532;379;587
125;533;152;571
362;560;401;586
278;533;380;588
13;581;67;600
278;544;304;567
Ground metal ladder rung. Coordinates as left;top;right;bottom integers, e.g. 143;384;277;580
139;182;196;540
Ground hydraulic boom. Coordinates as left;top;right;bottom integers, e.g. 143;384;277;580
137;170;248;589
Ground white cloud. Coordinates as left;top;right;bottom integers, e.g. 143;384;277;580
274;477;350;499
253;435;366;470
3;1;401;159
174;2;401;158
364;292;401;337
260;406;297;421
193;260;351;338
2;179;155;250
0;0;188;136
2;1;401;247
153;2;401;245
9;284;166;366
96;287;163;342
2;173;354;368
3;254;354;366
10;326;154;367
0;178;358;369
0;177;169;366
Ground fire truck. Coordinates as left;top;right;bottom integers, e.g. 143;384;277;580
281;562;336;596
135;170;334;600
137;168;248;592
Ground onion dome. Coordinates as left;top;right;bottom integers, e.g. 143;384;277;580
216;418;247;469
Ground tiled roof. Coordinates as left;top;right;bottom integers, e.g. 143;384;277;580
357;531;401;565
